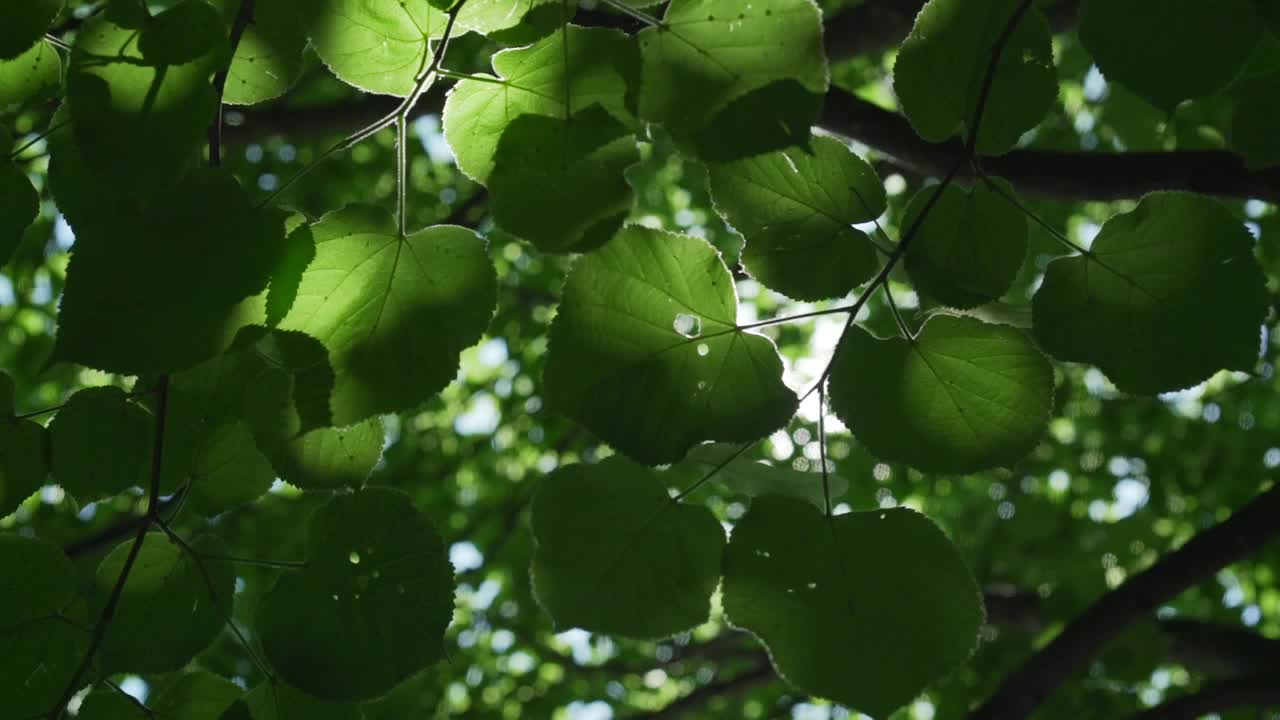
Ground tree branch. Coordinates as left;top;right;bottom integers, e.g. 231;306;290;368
1130;674;1280;720
970;482;1280;720
820;89;1280;202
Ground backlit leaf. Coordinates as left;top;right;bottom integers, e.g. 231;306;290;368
489;106;638;253
258;488;454;700
0;40;61;109
279;206;496;424
903;180;1027;309
1;374;49;518
1033;192;1269;394
218;0;308;105
67;15;219;198
55;168;289;375
0;160;39;266
49;386;152;503
94;533;234;674
302;0;447;96
531;458;725;638
637;0;828;158
828;315;1053;474
443;25;639;182
1079;0;1262;111
545;225;798;465
893;0;1057;154
0;534;87;718
723;496;983;717
708;135;885;300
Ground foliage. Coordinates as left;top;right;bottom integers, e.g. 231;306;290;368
1;0;1279;719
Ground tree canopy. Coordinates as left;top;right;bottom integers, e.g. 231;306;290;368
2;1;1279;719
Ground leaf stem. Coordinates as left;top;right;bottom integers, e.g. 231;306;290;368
671;439;758;502
208;0;257;168
964;0;1035;158
397;113;408;237
882;283;914;339
817;386;832;518
43;34;72;53
800;158;965;403
6;120;70;161
597;0;664;27
45;376;170;720
434;68;506;85
260;0;470;207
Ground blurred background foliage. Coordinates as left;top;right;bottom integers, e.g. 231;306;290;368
3;0;1279;718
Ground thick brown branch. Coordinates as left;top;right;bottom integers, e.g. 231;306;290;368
970;482;1280;720
1130;674;1280;720
820;89;1280;202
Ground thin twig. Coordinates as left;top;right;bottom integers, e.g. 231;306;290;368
209;0;257;167
259;0;469;206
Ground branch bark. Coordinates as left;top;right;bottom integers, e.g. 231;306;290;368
819;89;1280;202
970;482;1280;720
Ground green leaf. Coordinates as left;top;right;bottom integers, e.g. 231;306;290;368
238;682;364;720
443;25;639;182
1033;192;1269;394
0;0;61;59
258;488;454;701
138;0;227;66
162;346;276;492
152;672;244;719
80;671;243;720
723;497;984;717
160;327;374;494
1231;71;1280;169
187;421;277;515
1;413;49;518
0;534;87;719
0;40;62;109
216;0;309;105
67;15;219;198
456;0;557;34
531;457;725;638
1079;0;1262;111
47;103;121;231
278;206;497;424
94;533;234;674
903;180;1027;309
678;443;849;510
0;160;39;266
234;325;336;436
49;386;152;503
104;0;151;28
55;168;288;375
302;0;447;96
893;0;1057;155
266;218;317;327
708;135;885;301
545;225;798;465
489;106;637;253
637;0;828;157
267;421;384;490
694;79;824;163
828;315;1053;474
